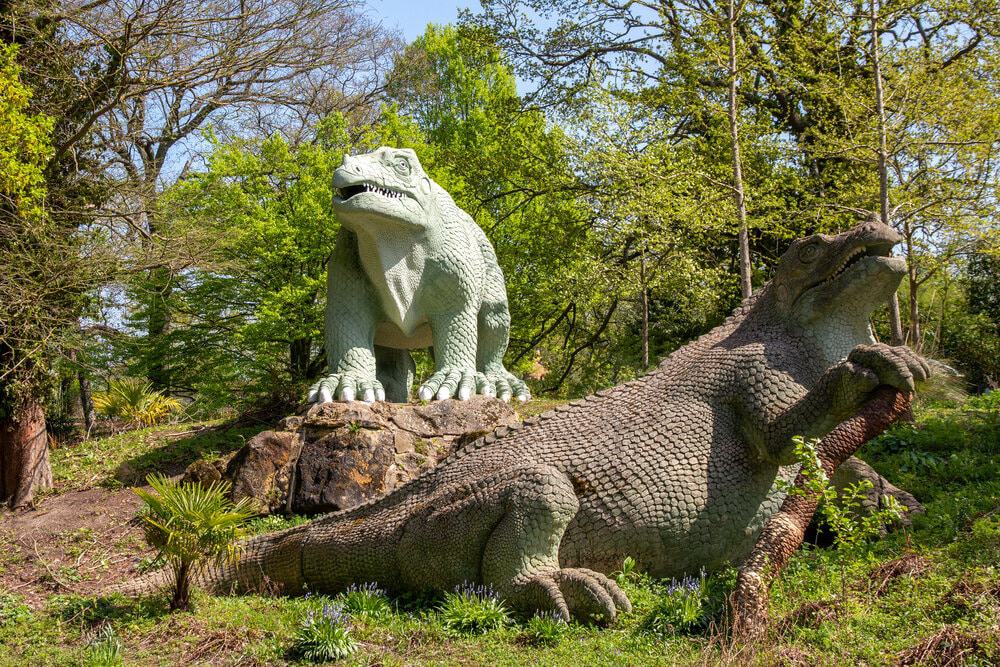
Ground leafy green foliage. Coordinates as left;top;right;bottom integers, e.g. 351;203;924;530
92;378;183;427
289;601;356;662
0;593;32;626
439;583;511;634
0;44;52;220
134;475;255;610
784;435;906;553
613;555;638;586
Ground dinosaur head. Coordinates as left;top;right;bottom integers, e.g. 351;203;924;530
331;148;435;231
770;220;906;354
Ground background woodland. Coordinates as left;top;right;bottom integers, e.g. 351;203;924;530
1;0;999;508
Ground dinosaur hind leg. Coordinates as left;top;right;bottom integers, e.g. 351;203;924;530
480;466;630;622
374;345;414;403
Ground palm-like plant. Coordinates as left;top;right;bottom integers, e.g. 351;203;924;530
93;378;183;427
134;474;256;610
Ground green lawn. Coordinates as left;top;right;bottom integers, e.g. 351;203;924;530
1;394;997;666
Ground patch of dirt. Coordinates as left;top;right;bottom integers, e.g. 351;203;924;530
777;599;839;632
772;645;815;666
864;554;932;596
0;486;151;607
894;624;995;666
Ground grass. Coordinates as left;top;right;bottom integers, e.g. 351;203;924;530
49;421;267;491
2;394;997;665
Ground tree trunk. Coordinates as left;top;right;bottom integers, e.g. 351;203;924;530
146;265;173;390
730;386;911;638
640;251;650;369
0;397;53;509
869;0;905;345
888;293;905;345
903;220;921;351
79;370;95;437
171;561;191;611
727;0;752;299
290;337;313;383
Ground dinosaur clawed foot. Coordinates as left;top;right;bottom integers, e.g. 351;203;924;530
418;367;480;401
308;373;385;404
518;567;631;624
847;343;931;394
417;367;531;402
482;368;531;403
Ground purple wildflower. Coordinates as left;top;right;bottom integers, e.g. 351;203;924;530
453;581;500;601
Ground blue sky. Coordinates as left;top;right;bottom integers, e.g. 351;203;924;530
371;0;477;40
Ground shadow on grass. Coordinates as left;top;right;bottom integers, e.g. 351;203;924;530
114;425;268;486
49;592;170;626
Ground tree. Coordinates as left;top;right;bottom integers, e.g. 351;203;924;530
386;25;616;393
0;43;56;507
6;0;398;392
469;0;773;297
147;116;361;409
804;0;1000;351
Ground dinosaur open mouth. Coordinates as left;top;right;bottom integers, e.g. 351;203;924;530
822;242;895;284
338;183;404;201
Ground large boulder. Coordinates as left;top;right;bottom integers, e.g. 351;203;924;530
184;397;519;516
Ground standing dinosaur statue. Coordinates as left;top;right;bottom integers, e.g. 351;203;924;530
125;220;929;622
307;147;529;404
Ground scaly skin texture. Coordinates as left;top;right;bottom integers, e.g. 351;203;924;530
307;147;529;404
130;221;929;622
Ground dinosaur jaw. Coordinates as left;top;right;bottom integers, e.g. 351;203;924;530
794;251;906;330
332;179;424;226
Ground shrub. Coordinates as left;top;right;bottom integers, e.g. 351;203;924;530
289;602;357;662
93;377;183;427
338;582;392;618
439;582;510;634
134;474;255;610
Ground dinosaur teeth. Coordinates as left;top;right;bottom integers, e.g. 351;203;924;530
355;183;402;199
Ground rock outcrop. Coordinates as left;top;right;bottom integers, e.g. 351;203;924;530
183;396;519;515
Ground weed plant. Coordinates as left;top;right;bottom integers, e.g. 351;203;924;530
288;602;356;662
338;582;392;619
439;583;510;634
523;610;569;646
84;625;123;667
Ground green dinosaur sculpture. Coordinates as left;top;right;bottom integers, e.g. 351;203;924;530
129;220;929;622
307;147;529;404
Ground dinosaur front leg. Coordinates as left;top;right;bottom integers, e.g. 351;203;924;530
418;308;481;401
480;467;631;622
308;232;385;404
477;299;530;402
759;343;930;462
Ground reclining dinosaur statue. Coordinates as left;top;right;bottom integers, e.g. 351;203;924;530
307;147;529;404
125;220;929;622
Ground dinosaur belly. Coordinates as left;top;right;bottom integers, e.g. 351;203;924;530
374;321;433;349
355;231;427;334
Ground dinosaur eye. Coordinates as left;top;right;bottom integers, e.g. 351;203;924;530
799;242;820;262
393;157;411;176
